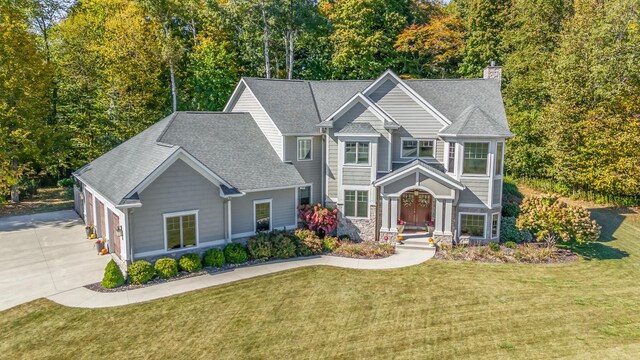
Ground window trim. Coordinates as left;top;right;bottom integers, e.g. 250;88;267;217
298;185;312;206
458;212;487;239
343;141;371;166
491;213;500;239
343;189;370;219
446;141;456;174
297;136;313;161
495;142;504;177
253;199;273;233
462;142;490;176
163;210;200;252
400;137;436;160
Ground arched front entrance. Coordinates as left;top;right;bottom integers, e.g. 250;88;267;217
399;189;433;229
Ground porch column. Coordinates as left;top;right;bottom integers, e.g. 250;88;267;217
389;196;399;232
444;200;453;235
380;196;390;231
433;199;444;235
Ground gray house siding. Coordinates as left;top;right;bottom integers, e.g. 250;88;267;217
459;177;490;205
332;102;391;172
231;188;296;235
230;85;283;158
132;159;225;255
343;167;372;186
493;178;502;205
284;135;322;203
326;135;338;201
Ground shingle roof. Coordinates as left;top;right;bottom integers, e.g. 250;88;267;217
75;112;306;205
74;115;178;205
308;81;373;120
405;79;510;134
336;122;380;135
157;112;306;191
440;105;513;137
243;78;321;134
375;159;464;189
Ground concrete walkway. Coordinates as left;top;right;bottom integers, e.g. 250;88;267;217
48;247;435;308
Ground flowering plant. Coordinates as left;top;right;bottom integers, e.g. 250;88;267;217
397;219;406;225
85;225;93;230
298;203;339;236
426;220;435;227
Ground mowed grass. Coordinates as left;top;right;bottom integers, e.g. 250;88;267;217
1;207;639;359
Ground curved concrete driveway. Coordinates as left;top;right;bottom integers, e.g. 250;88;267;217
48;247;435;309
0;210;110;311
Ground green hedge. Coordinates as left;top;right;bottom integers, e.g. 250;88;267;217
102;259;125;289
128;260;155;285
203;248;225;267
224;243;248;264
154;258;178;279
179;253;202;273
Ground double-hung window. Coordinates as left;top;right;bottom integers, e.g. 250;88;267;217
298;186;311;206
254;200;271;232
344;141;369;165
165;211;198;250
495;142;504;175
491;213;500;238
463;142;489;175
402;139;434;158
447;142;456;172
460;214;485;237
344;190;368;218
297;137;312;161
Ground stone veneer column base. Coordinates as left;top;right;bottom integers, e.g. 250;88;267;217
379;231;398;245
337;205;377;241
433;234;453;246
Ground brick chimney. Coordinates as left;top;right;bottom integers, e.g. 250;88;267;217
483;61;502;81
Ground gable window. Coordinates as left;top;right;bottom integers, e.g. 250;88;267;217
164;211;198;250
345;141;369;165
495;142;504;175
254;200;272;232
298;186;311;206
491;213;500;238
297;137;312;161
402;139;434;158
463;142;489;175
344;190;368;218
447;142;456;172
460;214;485;237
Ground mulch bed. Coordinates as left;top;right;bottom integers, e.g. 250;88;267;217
434;243;578;264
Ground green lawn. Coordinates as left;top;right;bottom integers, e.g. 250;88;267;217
1;206;639;359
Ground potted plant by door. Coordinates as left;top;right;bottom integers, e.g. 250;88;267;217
85;225;94;238
397;219;406;234
95;239;105;254
426;220;435;234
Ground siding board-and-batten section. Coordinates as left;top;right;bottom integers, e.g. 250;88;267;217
230;84;284;160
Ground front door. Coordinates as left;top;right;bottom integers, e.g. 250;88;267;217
400;191;432;227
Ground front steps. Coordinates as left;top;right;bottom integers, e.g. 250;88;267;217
396;232;436;251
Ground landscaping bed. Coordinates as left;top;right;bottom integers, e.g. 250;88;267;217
93;228;396;292
435;242;577;264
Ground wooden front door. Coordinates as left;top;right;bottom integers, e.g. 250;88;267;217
86;191;94;226
400;191;432;227
97;200;105;237
108;209;121;259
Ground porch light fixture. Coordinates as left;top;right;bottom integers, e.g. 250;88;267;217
116;226;123;238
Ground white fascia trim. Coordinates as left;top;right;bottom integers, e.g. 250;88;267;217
362;69;451;126
439;133;515;139
243;184;311;193
222;79;245;112
322;93;398;126
124;148;234;200
374;164;464;190
335;133;381;138
458;203;491;209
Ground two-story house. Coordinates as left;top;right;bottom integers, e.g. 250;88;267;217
73;65;512;267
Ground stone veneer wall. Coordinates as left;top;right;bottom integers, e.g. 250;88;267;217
337;204;377;241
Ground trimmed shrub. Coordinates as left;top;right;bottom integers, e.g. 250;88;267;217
128;260;155;285
154;258;178;279
294;228;323;255
224;243;248;264
517;196;601;244
102;259;125;288
504;241;517;249
298;204;339;235
203;248;225;267
500;217;532;243
322;236;339;252
272;233;297;259
179;253;202;272
247;233;273;260
488;242;500;252
333;241;395;259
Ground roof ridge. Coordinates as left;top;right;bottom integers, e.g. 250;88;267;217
155;112;179;144
307;82;323;124
243;77;307;83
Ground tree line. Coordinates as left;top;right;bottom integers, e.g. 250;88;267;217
1;0;638;203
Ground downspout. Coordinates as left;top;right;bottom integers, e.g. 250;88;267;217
127;208;134;264
375;186;380;242
321;130;326;207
